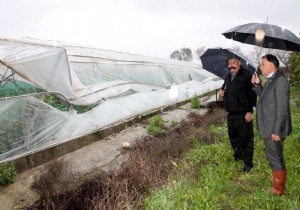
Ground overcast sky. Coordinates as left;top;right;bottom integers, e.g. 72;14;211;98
1;0;300;60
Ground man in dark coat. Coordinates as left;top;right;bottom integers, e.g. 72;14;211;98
252;54;292;196
219;56;257;172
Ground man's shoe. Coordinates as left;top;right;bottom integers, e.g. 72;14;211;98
234;154;242;161
243;165;253;173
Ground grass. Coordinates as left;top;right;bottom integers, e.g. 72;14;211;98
144;87;300;209
147;115;165;135
190;95;201;109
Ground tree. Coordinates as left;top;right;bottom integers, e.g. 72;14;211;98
170;48;193;62
232;46;243;54
269;49;291;75
195;47;206;59
248;47;293;76
288;51;300;87
170;50;181;60
180;48;193;62
247;46;270;67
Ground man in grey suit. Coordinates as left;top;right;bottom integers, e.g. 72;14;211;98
252;54;292;196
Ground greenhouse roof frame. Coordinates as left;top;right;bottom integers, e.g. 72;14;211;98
0;37;223;162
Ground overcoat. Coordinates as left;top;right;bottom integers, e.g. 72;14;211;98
223;67;256;113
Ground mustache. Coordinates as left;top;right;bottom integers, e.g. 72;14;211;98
229;67;236;70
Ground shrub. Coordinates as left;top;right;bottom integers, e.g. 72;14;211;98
191;95;200;109
147;124;161;135
0;162;16;186
151;115;164;127
147;115;165;135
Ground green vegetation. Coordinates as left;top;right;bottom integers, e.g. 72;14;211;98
144;88;300;209
147;115;165;135
43;94;69;112
190;95;200;109
0;82;97;114
0;80;43;98
289;52;300;88
171;120;177;127
0;101;28;156
44;94;98;113
0;162;16;186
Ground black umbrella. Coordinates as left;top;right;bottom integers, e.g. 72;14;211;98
222;22;300;52
200;48;255;80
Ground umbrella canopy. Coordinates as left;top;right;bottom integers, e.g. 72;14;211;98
200;48;256;80
222;22;300;52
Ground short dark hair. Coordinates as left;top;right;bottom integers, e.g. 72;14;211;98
262;54;279;68
226;55;240;63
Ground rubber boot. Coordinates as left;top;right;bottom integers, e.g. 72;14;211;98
272;169;287;196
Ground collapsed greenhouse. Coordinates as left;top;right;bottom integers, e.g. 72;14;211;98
0;37;223;166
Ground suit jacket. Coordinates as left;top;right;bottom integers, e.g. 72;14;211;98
253;71;292;138
222;67;257;113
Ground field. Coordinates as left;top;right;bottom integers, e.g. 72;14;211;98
2;87;299;210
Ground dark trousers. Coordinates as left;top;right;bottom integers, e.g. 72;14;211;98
227;113;254;167
263;138;285;170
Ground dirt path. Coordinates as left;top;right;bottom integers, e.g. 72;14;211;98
0;98;213;210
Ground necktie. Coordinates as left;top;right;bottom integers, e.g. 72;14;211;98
264;77;272;88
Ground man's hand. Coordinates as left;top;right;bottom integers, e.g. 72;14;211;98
251;73;261;85
271;134;281;141
219;89;225;97
245;112;253;122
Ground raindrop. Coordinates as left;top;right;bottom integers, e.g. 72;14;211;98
255;29;265;42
